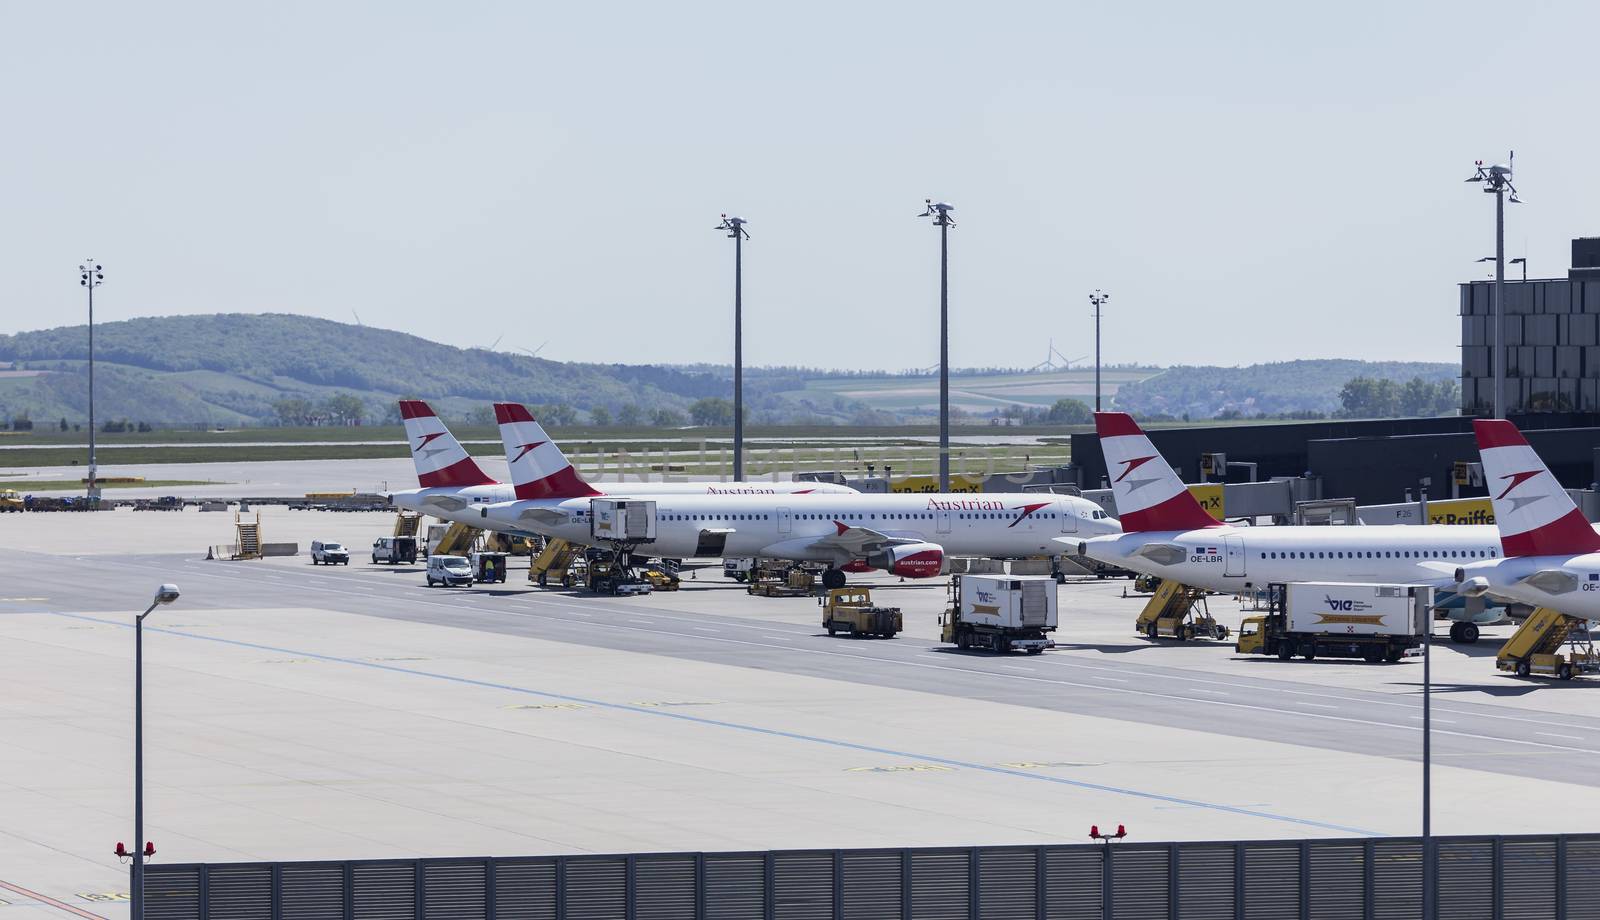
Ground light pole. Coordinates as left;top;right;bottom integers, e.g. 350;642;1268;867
78;262;104;499
919;200;955;491
1466;156;1521;418
716;215;749;481
1089;290;1110;411
1421;585;1434;920
130;583;180;920
1510;257;1527;282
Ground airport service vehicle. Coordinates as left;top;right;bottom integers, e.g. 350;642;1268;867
820;587;902;638
1451;420;1600;624
1237;582;1428;663
388;401;854;530
309;540;350;565
1078;412;1506;643
724;557;755;582
371;536;418;565
939;574;1058;654
425;555;474;587
482;404;1121;588
0;489;22;511
1136;579;1230;642
472;551;509;583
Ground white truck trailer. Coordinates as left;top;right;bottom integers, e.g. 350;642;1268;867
1237;582;1430;663
590;498;657;543
940;574;1059;654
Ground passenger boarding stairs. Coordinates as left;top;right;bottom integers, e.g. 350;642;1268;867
1136;579;1228;641
393;510;422;538
1496;608;1600;679
435;521;483;556
234;512;262;560
529;539;582;586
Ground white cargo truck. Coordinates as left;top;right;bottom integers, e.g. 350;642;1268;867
1237;582;1430;663
590;498;657;543
940;573;1059;654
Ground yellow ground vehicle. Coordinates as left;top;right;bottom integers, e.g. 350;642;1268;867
1136;579;1229;642
0;489;22;512
820;588;902;638
1496;607;1600;680
750;564;815;597
641;563;681;591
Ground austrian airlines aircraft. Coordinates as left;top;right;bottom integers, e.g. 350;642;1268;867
389;400;853;528
479;403;1121;588
1452;420;1600;620
1078;412;1505;642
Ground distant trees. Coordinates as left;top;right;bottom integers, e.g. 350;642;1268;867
1338;376;1460;418
617;404;643;426
649;407;685;427
589;406;611;426
688;397;735;426
271;393;370;426
1043;398;1092;425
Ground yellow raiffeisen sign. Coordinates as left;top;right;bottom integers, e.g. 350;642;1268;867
1425;498;1495;526
1187;484;1224;521
892;474;984;494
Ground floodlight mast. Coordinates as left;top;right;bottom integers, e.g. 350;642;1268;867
919;200;955;491
78;262;104;499
1089;290;1110;411
716;215;750;481
1465;154;1521;418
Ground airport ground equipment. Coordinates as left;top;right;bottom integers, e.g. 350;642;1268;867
1236;582;1427;663
1496;607;1600;679
426;554;474;587
940;573;1058;654
530;538;583;586
234;512;262;560
393;509;422;538
585;551;652;596
1135;579;1230;641
583;499;658;594
432;521;483;556
484;532;533;555
472;551;509;584
749;564;815;597
0;489;22;511
371;536;418;565
641;563;681;591
724;557;755;582
821;587;902;638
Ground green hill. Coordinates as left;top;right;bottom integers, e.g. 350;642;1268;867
1112;359;1458;418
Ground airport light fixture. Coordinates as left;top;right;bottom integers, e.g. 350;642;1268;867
78;262;104;499
716;215;749;481
1465;155;1521;418
131;583;181;920
919;200;955;490
1089;290;1110;412
1510;257;1527;281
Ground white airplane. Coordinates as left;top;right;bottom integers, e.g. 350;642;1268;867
1078;412;1506;642
1452;419;1600;619
389;400;853;527
480;402;1122;588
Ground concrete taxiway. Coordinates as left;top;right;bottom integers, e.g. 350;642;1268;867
3;508;1598;918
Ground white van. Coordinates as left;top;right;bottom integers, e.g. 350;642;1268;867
426;555;474;587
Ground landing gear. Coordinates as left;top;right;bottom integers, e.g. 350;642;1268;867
1450;621;1480;644
822;568;847;590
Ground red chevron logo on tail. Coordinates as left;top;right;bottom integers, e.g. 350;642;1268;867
511;441;548;463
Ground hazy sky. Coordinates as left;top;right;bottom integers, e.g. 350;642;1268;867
2;1;1594;371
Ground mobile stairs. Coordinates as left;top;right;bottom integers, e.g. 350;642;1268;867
530;538;583;587
1136;579;1230;642
1496;607;1600;680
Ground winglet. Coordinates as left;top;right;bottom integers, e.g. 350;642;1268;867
398;400;496;488
1473;419;1600;556
1094;412;1222;532
493;402;602;500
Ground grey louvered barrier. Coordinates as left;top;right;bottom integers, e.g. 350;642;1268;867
142;833;1600;920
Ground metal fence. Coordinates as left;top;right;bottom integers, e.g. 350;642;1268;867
143;833;1600;920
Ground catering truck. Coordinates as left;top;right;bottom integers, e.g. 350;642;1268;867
1237;582;1430;663
940;573;1058;654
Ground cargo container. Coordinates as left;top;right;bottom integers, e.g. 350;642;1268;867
1237;582;1429;663
940;574;1058;654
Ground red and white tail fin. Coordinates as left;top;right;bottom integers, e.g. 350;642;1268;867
494;403;602;500
398;400;496;488
1473;419;1600;557
1095;412;1223;532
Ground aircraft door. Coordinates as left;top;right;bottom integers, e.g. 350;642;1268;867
937;509;952;534
1225;535;1246;577
778;506;792;534
1058;499;1078;533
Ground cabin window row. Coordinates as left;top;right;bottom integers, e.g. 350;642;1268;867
657;512;1060;522
1259;548;1499;560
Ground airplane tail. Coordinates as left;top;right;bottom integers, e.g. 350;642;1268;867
1094;412;1223;532
1473;419;1600;556
398;400;496;488
493;403;602;500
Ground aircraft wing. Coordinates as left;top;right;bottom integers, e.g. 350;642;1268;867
812;523;917;556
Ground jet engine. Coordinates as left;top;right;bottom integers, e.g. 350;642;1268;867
865;542;946;578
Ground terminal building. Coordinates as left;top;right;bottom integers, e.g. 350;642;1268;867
1461;237;1600;414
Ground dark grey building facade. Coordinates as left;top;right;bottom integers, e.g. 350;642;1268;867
1461;237;1600;414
